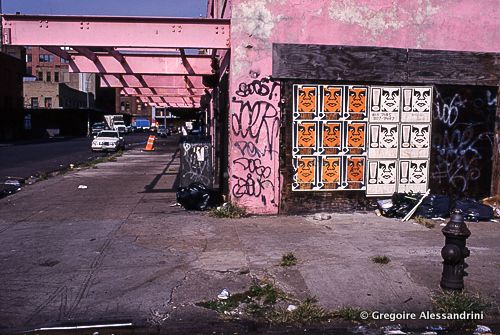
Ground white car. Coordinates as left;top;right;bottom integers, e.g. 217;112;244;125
91;130;125;152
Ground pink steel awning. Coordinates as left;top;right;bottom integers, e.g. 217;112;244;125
2;14;230;49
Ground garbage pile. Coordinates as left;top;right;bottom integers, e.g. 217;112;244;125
176;182;223;211
377;192;495;222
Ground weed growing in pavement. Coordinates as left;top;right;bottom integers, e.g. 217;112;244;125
268;298;331;325
414;216;435;229
196;281;285;316
37;172;49;180
332;306;365;321
280;252;298;267
372;255;391;264
432;290;488;315
209;202;247;218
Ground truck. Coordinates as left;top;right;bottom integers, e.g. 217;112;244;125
104;115;127;134
132;118;150;131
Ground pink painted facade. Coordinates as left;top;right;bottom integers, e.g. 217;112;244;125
227;0;500;214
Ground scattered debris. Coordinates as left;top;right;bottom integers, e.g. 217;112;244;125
69;164;75;169
4;179;22;187
420;332;437;335
280;252;298;267
413;216;435;229
169;202;181;207
454;199;494;221
217;288;230;300
209;202;247;218
313;213;331;221
381;324;405;335
372;255;391;264
287;304;297;312
473;325;492;334
77;185;88;189
482;196;500;218
425;325;446;331
176;182;223;211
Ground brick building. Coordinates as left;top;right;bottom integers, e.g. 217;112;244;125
0;47;25;141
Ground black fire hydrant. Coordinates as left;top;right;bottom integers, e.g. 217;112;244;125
440;210;471;290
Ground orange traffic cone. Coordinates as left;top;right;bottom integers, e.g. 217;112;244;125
144;135;156;151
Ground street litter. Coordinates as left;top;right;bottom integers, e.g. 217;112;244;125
176;182;223;211
70;164;75;169
454;199;494;221
381;324;405;335
217;288;230;300
425;325;446;331
482;195;500;218
169;202;181;207
313;213;331;221
4;179;22;187
473;325;492;334
78;185;88;189
287;304;297;312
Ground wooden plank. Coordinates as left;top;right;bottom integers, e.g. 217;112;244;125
273;44;407;82
408;50;500;86
273;43;500;86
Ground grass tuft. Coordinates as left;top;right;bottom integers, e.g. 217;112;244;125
432;290;488;315
414;216;436;229
209;202;247;218
268;298;331;325
333;306;365;321
372;255;391;264
280;252;298;267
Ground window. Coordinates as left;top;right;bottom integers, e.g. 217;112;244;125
137;104;142;111
39;54;54;62
26;54;32;63
31;97;39;108
61;58;70;64
46;72;51;82
26;67;32;76
44;97;52;108
37;72;43;81
125;102;130;112
54;72;59;82
120;102;125;111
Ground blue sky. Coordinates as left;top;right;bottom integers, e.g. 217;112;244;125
1;0;207;17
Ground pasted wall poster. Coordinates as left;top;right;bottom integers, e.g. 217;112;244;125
292;84;433;196
292;85;367;191
367;86;432;196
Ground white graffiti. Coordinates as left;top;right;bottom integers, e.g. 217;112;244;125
434;93;467;127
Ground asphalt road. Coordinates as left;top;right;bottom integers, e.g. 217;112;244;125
0;133;150;183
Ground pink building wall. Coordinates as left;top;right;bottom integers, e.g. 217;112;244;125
227;0;500;214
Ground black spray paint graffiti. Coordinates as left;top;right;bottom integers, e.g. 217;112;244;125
235;77;280;100
232;158;274;205
180;142;213;187
231;77;280;205
431;87;496;198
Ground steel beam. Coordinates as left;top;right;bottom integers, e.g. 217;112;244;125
121;87;204;96
1;14;230;49
69;54;213;75
100;74;205;88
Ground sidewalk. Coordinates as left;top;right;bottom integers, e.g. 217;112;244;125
0;139;498;334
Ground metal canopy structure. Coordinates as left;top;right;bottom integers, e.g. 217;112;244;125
1;13;230;111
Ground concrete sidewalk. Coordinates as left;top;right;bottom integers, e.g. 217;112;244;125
0;137;498;334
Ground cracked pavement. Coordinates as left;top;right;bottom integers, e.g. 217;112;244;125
0;135;499;333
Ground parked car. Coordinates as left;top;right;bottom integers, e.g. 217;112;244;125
157;125;171;137
91;130;125;152
91;122;108;136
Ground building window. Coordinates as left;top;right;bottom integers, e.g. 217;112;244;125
120;102;125;111
137;104;142;111
44;97;52;108
39;54;54;62
125;102;130;112
26;67;32;76
37;72;43;81
54;72;59;82
61;58;70;64
31;97;39;108
46;72;52;82
26;54;32;63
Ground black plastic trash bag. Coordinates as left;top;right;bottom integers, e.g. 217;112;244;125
415;194;450;218
377;192;421;218
176;182;223;211
454;199;494;221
